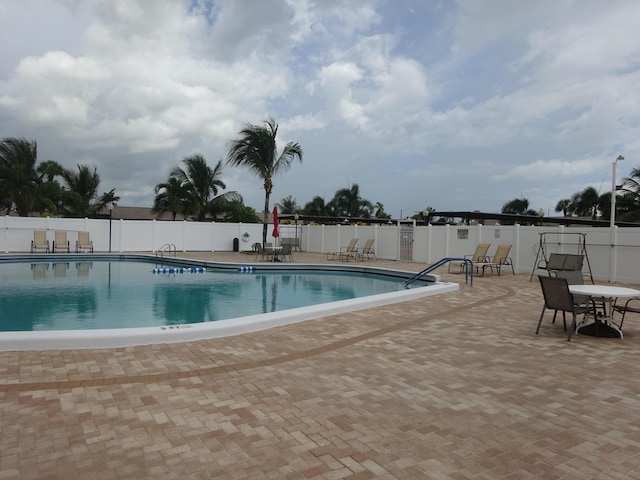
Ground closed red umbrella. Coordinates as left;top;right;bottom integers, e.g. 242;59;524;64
272;206;279;242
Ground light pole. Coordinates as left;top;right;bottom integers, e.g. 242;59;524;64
294;213;299;250
107;202;114;253
610;155;624;228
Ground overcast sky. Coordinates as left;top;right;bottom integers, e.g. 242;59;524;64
1;0;639;219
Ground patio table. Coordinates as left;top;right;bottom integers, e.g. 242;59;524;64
569;284;640;338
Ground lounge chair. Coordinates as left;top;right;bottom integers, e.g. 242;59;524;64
327;238;359;261
76;231;94;253
448;243;490;273
31;230;50;253
357;239;376;261
53;230;70;253
475;244;514;276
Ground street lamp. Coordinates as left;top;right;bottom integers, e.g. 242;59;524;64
610;155;624;228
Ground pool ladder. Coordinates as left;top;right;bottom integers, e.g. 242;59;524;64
403;257;474;287
156;243;177;259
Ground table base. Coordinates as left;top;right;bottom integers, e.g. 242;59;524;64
576;320;623;339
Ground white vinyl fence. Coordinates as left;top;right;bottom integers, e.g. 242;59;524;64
2;216;639;284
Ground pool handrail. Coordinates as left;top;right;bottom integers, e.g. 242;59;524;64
403;257;474;287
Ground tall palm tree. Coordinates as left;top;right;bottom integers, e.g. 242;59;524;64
0;137;39;215
165;155;242;221
226;118;303;244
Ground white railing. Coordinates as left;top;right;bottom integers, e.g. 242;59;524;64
2;216;639;283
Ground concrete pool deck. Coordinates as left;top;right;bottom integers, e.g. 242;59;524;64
2;251;640;479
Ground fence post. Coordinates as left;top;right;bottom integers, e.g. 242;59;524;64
610;225;618;283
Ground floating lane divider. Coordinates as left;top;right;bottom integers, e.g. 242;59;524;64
152;266;206;274
237;266;254;273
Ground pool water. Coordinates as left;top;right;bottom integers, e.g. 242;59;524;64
0;260;408;332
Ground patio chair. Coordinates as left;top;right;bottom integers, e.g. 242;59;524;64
613;297;640;330
31;230;50;253
52;230;70;253
327;238;359;261
448;243;490;273
279;243;294;262
554;270;606;318
357;239;376;261
75;231;94;253
536;275;594;341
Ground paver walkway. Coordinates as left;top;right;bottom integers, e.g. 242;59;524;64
1;252;640;479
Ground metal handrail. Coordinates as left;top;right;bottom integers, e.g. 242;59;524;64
403;257;474;287
156;243;177;258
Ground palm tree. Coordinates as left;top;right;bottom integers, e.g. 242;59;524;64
328;184;373;218
35;160;66;215
164;155;242;221
0;137;39;215
554;198;573;216
570;186;601;219
501;198;536;215
277;195;299;214
374;202;391;219
622;167;640;204
226;118;303;244
302;196;327;216
61;164;102;217
152;177;188;220
619;167;640;221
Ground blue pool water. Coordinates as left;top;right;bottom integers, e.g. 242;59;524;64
0;259;411;332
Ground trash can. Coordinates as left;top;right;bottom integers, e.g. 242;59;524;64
233;237;239;252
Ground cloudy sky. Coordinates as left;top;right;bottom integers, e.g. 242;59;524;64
1;0;639;219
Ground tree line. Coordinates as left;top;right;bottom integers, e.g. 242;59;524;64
5;123;639;239
499;174;640;223
553;179;640;222
0;137;118;217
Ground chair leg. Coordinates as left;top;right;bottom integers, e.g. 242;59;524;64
567;313;577;341
536;306;547;334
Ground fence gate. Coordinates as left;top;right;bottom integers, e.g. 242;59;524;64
400;224;413;261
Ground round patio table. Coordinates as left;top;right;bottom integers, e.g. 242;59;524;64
569;285;640;338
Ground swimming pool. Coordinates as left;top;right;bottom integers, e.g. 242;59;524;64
0;254;459;350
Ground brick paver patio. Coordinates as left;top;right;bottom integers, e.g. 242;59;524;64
1;252;640;479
